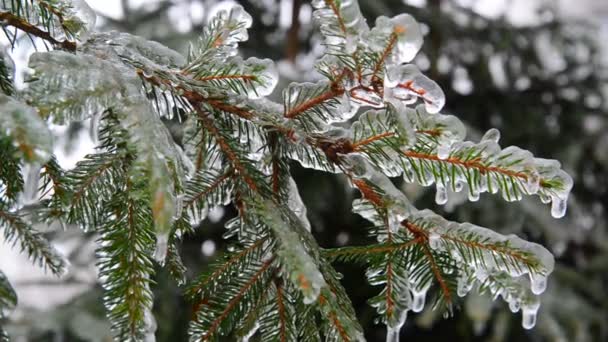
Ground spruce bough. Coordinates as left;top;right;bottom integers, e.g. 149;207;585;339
0;0;573;341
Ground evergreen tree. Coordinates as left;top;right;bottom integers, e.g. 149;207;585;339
0;1;577;341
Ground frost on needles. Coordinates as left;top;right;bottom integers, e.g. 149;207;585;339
0;0;573;341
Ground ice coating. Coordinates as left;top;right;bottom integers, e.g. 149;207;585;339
89;31;186;68
481;128;501;143
287;177;311;231
0;48;15;94
412;209;555;280
67;0;97;41
312;0;369;54
344;154;414;233
0;94;52;163
191;3;252;60
191;56;278;99
367;14;423;65
284;80;358;127
384;64;445;114
26;51;128;123
256;200;326;304
534;159;573;218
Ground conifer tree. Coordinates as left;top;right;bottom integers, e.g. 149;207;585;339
0;1;574;341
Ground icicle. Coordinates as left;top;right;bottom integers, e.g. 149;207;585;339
287;177;311;231
153;231;169;266
89;112;101;144
386;327;401;342
550;197;567;219
143;308;157;342
20;162;42;205
521;300;540;330
410;285;429;313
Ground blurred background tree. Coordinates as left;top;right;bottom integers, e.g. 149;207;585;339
2;0;607;341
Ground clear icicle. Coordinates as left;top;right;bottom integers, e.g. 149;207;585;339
89;112;101;144
143;308;157;342
153;231;169;266
521;300;541;330
20;163;42;205
435;184;448;205
386;327;401;342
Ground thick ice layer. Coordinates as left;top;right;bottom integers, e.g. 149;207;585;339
256;200;326;304
312;0;369;54
384;64;445;114
344;154;413;233
415;209;555;279
0;94;52;163
26;51;130;124
367;14;423;65
89;31;186;68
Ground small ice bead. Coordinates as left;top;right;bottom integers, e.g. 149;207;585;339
468;189;480;202
508;299;521;313
437;143;451;160
481;128;500;143
434;184;448;205
428;231;441;249
530;274;547;295
550;197;567;218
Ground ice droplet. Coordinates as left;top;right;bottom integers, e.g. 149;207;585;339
436;144;450;161
481;128;500;143
153;232;169;266
530;274;547;295
509;299;521;313
435;185;448;205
